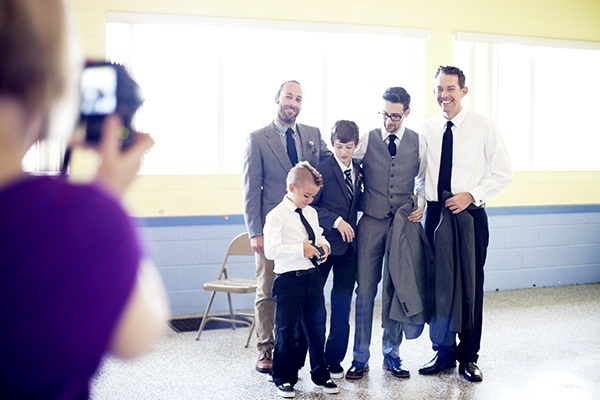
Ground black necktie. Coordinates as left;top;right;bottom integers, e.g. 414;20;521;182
344;169;353;203
295;208;315;243
296;208;320;267
285;128;298;166
437;121;453;202
388;134;397;157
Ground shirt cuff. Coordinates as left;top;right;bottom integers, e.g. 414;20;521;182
469;188;486;207
333;216;342;229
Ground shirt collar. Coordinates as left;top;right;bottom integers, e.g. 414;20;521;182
442;108;467;129
282;195;298;212
380;124;406;141
274;119;297;136
333;154;352;172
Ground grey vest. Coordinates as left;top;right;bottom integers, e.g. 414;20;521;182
360;128;420;219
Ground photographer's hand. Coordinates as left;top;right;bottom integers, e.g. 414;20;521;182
96;114;154;197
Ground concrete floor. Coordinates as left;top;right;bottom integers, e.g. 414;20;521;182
91;283;600;400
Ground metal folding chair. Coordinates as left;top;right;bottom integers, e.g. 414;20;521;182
196;232;257;347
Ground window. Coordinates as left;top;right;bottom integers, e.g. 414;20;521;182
454;33;600;171
106;13;428;174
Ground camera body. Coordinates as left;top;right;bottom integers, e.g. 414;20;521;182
311;245;325;265
79;61;144;149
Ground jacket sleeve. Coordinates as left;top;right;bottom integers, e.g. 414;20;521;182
242;132;264;237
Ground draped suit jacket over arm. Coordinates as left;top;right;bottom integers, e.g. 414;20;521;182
429;191;477;344
382;195;434;339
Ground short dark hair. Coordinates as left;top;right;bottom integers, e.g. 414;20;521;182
276;80;301;97
435;65;466;88
330;120;359;145
382;87;411;110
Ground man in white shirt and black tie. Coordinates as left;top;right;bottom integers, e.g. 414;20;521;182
419;65;512;382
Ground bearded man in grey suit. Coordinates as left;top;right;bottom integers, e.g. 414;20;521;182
242;80;331;373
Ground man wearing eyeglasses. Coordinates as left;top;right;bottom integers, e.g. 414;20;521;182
346;87;426;380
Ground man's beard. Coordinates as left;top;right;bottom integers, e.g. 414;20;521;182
278;106;299;124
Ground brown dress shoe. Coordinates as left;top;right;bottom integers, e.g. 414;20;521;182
255;349;273;373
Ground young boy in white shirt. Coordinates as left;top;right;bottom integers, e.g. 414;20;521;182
264;161;339;398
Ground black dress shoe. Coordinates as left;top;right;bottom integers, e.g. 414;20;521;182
345;361;369;380
382;357;410;378
459;362;483;382
418;355;456;375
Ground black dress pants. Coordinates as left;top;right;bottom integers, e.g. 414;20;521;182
271;270;329;387
425;203;489;364
317;246;357;368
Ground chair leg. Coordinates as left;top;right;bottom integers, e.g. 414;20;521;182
196;291;217;340
245;317;256;348
226;292;235;330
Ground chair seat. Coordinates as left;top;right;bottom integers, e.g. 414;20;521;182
203;278;257;294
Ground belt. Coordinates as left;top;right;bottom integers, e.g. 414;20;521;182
283;268;318;277
427;201;485;210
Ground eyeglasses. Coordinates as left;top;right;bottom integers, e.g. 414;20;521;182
380;110;405;122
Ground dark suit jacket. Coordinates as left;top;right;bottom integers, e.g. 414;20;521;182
429;192;477;344
311;156;362;256
242;122;331;238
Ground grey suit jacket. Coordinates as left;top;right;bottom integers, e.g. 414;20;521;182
242;122;331;238
382;195;434;339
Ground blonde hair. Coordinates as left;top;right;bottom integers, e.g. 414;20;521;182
0;0;68;116
286;161;323;188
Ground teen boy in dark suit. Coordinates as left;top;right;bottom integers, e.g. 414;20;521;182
311;120;362;379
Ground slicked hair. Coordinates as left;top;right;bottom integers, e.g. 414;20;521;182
435;65;466;88
276;80;301;97
382;87;411;109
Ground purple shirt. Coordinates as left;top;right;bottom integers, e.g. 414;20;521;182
0;176;140;399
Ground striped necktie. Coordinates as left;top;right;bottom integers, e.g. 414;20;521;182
344;168;353;203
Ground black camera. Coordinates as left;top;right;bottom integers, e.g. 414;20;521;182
79;61;144;149
310;245;325;266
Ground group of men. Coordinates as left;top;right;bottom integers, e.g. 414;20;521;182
242;65;513;393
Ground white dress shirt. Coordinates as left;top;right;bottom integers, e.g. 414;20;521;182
264;195;330;274
422;109;513;205
353;124;427;208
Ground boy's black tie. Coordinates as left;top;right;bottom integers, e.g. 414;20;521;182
295;208;320;267
295;208;315;243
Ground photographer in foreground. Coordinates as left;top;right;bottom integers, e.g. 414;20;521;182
0;0;169;398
